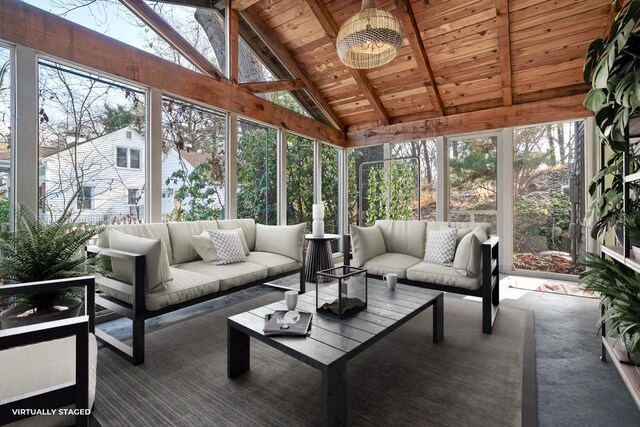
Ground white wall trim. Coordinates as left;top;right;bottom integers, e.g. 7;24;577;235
277;128;287;225
148;88;162;222
498;128;513;272
225;112;238;219
313;140;321;204
436;136;447;221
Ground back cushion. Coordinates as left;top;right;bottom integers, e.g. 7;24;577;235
99;223;173;266
375;220;426;258
350;224;387;267
167;220;219;265
255;223;306;261
217;219;257;251
453;226;489;276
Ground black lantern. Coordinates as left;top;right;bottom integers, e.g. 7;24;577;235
315;266;367;318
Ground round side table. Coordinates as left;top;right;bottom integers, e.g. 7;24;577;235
304;234;342;284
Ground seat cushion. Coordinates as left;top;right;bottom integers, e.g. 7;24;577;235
375;220;426;258
361;253;423;279
102;267;220;311
350;224;386;268
0;333;97;427
177;260;267;291
246;251;302;276
407;262;481;290
167;220;219;265
255;223;305;262
217;219;257;251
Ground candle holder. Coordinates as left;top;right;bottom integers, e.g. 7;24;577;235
316;266;367;318
312;202;325;237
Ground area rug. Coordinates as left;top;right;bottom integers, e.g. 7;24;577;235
93;290;535;427
504;276;598;299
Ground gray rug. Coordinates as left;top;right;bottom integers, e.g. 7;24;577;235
93;289;534;426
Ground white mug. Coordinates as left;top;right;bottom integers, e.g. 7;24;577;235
383;273;397;290
285;290;298;311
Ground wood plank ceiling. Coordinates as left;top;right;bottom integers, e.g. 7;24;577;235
242;0;609;137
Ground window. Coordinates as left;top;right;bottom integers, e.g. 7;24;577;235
287;134;314;230
130;149;140;169
77;186;93;210
0;46;11;231
128;188;139;205
116;147;128;168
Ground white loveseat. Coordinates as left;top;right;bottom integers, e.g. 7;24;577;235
88;219;305;364
347;220;499;333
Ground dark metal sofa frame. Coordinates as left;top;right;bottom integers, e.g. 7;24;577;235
86;245;305;365
342;234;500;334
0;276;95;426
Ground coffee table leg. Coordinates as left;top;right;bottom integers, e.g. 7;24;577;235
433;293;444;343
227;322;250;378
322;360;347;427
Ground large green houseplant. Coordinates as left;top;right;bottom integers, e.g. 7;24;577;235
0;204;103;328
583;0;640;241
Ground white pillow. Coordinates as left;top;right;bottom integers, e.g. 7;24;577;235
424;228;457;265
190;231;219;263
255;223;305;261
350;224;386;267
209;229;247;265
453;226;488;276
109;229;173;293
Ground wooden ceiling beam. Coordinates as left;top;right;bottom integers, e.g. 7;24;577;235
225;0;239;83
495;0;514;106
120;0;226;82
604;0;624;37
231;0;261;10
240;79;305;93
394;0;444;116
306;0;391;126
0;0;344;145
149;0;214;7
346;94;591;147
241;6;345;130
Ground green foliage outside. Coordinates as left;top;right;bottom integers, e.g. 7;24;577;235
165;161;225;221
287;135;314;229
365;161;416;226
513;192;572;253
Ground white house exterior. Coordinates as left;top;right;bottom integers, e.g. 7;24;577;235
39;127;146;223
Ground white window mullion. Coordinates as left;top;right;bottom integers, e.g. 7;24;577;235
226;112;238;219
148;87;162;222
277;128;287;225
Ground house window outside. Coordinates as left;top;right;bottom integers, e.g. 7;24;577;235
130;149;140;169
116;147;128;168
77;186;93;210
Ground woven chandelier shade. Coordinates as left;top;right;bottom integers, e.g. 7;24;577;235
336;0;403;69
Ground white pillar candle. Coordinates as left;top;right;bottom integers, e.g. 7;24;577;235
312;203;324;219
312;219;324;237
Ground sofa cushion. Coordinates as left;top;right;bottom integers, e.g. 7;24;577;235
246;251;302;276
361;253;422;279
375;220;426;258
99;223;174;266
0;333;98;427
101;267;220;311
109;229;172;292
453;226;488;276
407;262;481;290
190;231;218;263
255;223;305;262
350;224;386;268
177;261;268;291
209;229;247;265
424;228;458;265
217;219;256;251
167;220;218;264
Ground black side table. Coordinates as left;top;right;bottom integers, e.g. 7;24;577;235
303;234;342;291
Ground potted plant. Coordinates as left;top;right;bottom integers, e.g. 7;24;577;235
581;253;640;364
0;204;103;328
583;0;640;241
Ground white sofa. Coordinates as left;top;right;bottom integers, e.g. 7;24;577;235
348;220;500;333
88;219;305;364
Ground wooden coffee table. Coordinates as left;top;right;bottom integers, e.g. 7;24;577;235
227;279;444;427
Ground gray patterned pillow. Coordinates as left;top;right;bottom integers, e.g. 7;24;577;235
209;229;247;265
424;228;457;265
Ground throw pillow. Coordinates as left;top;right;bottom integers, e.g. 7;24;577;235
209;229;247;265
424;228;458;265
109;229;173;293
190;231;219;263
453;226;488;276
255;223;306;261
350;224;386;268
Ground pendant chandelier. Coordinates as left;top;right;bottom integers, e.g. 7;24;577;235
336;0;403;69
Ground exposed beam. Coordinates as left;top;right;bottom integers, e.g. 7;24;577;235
225;0;239;83
0;0;344;146
231;0;261;10
241;6;345;130
240;79;305;93
306;0;391;126
495;0;513;106
346;94;591;147
151;1;213;7
120;0;225;82
604;0;624;38
394;0;444;116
